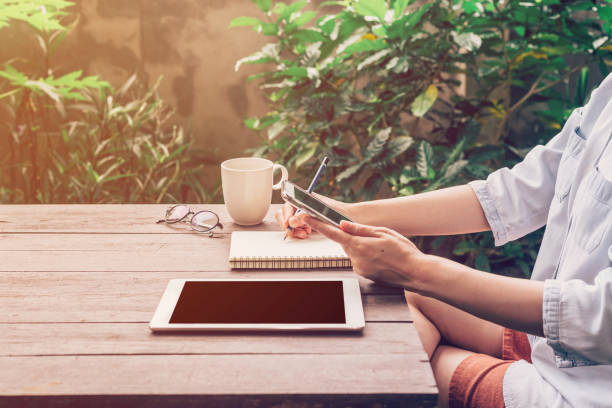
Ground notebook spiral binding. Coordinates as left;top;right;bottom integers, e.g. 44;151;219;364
229;256;352;269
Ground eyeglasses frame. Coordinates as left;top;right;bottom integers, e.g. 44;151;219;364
156;205;224;237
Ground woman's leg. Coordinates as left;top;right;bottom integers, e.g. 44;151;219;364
405;291;505;407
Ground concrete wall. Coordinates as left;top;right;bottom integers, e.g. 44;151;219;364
58;0;273;188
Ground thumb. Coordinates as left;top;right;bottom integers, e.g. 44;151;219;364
339;220;379;237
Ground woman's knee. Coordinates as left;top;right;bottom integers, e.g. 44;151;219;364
405;290;446;324
405;290;504;357
405;290;442;358
404;289;424;309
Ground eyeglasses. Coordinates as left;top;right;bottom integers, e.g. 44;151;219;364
156;205;223;237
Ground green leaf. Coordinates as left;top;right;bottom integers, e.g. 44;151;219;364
291;29;327;43
452;32;482;52
387;3;432;38
253;0;272;12
516;259;532;278
337;163;363;181
26;80;60;102
385;136;413;159
318;15;337;35
475;253;491;272
364;127;392;160
393;0;410;18
244;117;260;129
354;0;388;22
278;66;308;78
261;23;279;36
357;49;391;70
442;159;468;180
268;121;287;140
399;166;419;184
598;5;612;23
416;140;433;178
465;163;492;179
0;0;72;32
286;10;316;31
229;16;262;28
453;240;478;256
410;84;438;117
0;64;28;85
86;162;101;184
235;45;278;71
514;26;526;37
363;172;383;200
343;38;387;54
246;72;271;83
398;185;414;196
431;236;446;251
295;142;318;167
468;145;503;163
461;0;482;14
439;137;466;176
276;0;308;21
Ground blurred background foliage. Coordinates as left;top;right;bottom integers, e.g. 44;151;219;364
232;0;612;276
0;0;209;204
1;0;611;277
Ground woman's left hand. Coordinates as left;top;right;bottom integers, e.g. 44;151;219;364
305;215;428;290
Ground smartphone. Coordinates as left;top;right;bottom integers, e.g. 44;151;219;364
280;181;353;227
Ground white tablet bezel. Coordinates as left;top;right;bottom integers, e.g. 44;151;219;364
149;278;365;331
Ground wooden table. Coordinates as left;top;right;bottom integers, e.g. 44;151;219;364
0;204;437;407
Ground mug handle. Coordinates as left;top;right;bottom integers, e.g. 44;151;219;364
272;163;289;190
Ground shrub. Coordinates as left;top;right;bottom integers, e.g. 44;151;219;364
232;0;611;275
0;0;208;203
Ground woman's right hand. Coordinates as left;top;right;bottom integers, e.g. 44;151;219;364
275;193;349;239
275;202;311;239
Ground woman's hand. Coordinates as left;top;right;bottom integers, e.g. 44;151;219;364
305;215;429;290
274;202;312;239
275;194;350;239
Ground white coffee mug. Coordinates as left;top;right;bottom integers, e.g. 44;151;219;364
221;157;288;225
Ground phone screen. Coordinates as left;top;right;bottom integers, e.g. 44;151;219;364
293;187;352;225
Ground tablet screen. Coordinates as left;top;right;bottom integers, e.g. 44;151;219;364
169;280;346;324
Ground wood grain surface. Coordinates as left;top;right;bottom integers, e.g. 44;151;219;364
0;204;437;407
0;272;410;323
0;204;275;234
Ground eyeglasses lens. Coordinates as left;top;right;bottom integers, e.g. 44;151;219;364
191;211;218;232
166;205;190;223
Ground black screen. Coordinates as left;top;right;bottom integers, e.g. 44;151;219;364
294;187;352;225
170;281;346;324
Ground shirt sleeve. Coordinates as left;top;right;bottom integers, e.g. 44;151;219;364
469;109;582;246
543;263;612;367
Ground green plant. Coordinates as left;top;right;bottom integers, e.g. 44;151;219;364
40;75;210;204
232;0;611;275
0;0;209;203
0;0;110;202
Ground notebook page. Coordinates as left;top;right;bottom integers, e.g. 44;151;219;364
229;231;348;259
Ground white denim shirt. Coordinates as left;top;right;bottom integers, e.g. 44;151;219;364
469;73;612;408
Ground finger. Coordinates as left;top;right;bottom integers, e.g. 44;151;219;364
304;223;312;234
282;202;296;221
339;220;380;237
306;215;351;245
291;228;310;239
289;212;309;228
275;210;288;230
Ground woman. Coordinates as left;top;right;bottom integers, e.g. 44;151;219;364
276;74;612;407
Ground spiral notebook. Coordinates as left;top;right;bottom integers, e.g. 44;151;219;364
229;231;351;269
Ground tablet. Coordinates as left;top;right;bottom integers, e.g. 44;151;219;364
150;278;365;331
